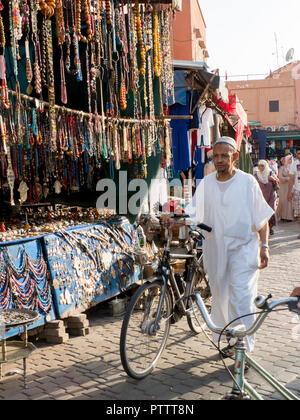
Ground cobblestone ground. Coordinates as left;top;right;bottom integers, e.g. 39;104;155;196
0;221;299;400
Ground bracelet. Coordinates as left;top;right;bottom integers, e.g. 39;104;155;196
260;243;269;249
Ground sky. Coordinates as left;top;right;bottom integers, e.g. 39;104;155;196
198;0;300;80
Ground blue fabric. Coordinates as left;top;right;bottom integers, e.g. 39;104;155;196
174;71;188;105
170;92;191;174
252;129;267;159
170;97;191;174
162;70;187;106
189;91;201;129
194;147;205;180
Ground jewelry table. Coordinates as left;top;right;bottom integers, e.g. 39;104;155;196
0;309;40;388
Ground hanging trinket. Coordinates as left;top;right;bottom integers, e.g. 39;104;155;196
25;39;33;93
134;0;146;76
119;76;127;111
39;0;56;18
105;0;113;27
0;11;10;110
0;115;15;206
60;47;68;104
152;7;161;78
44;18;57;151
18;180;29;205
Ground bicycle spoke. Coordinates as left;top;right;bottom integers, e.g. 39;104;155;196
120;281;172;379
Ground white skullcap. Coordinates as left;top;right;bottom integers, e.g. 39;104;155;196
214;136;237;152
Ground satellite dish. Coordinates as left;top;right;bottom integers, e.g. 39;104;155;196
286;48;295;62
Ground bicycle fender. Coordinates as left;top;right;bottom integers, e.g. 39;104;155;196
144;275;164;285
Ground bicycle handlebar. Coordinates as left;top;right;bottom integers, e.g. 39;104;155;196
171;214;213;233
193;293;300;340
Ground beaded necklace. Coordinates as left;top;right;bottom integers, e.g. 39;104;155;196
44;18;57;151
30;0;43;96
0;4;9;110
152;7;161;78
134;0;146;77
161;8;175;106
127;0;139;117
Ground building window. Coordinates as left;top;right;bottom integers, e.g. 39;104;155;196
269;100;279;112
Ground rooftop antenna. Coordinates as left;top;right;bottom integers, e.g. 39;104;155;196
274;33;280;68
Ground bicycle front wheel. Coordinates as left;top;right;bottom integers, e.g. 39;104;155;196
187;270;211;334
120;279;172;379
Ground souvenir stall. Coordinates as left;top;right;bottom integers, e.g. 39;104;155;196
266;131;300;160
163;66;253;207
0;0;177;332
166;66;232;194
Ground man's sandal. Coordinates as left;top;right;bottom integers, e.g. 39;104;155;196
220;344;235;359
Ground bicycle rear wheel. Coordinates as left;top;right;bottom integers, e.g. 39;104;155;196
187;270;211;334
120;280;172;379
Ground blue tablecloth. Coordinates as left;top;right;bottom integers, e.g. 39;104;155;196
0;239;56;338
0;218;140;335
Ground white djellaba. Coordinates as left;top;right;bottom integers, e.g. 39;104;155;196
185;169;274;352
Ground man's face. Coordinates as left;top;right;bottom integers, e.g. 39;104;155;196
213;143;235;175
296;150;300;161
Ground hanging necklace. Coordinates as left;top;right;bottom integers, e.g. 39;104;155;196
44;17;57;152
0;5;10;110
134;0;146;77
152;7;161;78
161;8;175;105
55;0;68;103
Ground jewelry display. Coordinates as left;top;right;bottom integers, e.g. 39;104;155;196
0;1;175;317
0;245;52;313
43;218;138;313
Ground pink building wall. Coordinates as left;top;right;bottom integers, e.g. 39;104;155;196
172;0;207;62
227;62;300;129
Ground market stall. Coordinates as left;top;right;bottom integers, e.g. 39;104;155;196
0;0;177;334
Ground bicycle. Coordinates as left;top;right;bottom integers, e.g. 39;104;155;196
120;217;212;380
192;291;300;400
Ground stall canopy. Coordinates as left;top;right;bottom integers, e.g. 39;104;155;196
266;131;300;141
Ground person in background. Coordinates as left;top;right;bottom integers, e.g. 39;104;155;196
269;159;279;177
204;149;216;177
254;160;278;235
288;147;300;239
277;155;294;222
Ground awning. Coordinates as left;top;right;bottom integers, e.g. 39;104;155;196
267;131;300;141
172;60;208;71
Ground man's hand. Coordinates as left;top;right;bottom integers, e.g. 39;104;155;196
288;192;294;202
291;288;300;310
161;216;186;229
259;247;269;270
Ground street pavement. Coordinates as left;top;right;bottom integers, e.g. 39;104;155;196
0;220;299;401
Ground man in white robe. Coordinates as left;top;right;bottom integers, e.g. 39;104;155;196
185;137;274;353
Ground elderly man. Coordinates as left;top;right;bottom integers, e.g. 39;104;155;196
288;147;300;239
185;137;274;354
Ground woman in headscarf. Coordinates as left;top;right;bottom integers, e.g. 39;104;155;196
277;155;294;222
254;160;278;235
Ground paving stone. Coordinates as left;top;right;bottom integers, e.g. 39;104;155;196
0;221;299;400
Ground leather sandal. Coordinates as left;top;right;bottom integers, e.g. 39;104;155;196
220;344;235;359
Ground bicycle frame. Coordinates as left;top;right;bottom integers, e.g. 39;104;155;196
193;292;300;401
150;230;205;334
